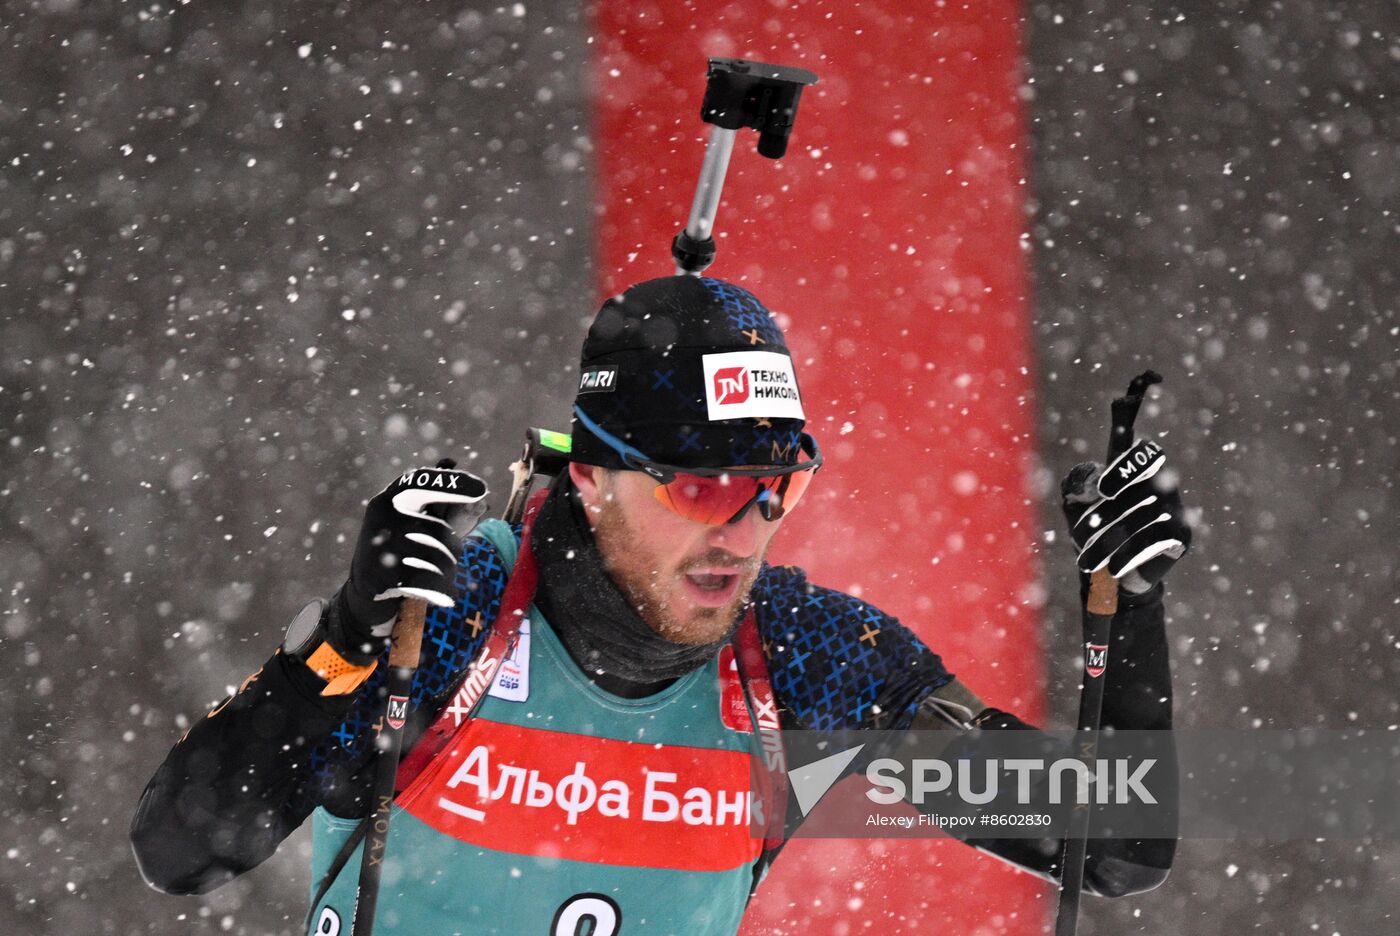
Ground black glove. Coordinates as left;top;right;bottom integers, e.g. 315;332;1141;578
335;461;488;655
1061;374;1192;595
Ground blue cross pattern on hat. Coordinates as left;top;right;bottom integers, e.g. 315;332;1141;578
569;275;809;471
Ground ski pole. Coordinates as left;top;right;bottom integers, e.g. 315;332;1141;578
1054;371;1161;936
343;434;567;936
672;58;818;275
350;454;475;936
349;594;425;936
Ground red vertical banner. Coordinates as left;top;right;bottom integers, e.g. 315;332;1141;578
588;3;1042;933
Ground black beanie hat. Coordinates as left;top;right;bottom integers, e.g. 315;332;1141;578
569;276;808;471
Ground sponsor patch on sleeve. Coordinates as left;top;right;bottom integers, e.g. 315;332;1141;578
701;351;804;421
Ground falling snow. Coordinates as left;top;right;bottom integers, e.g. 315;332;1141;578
1;1;1397;934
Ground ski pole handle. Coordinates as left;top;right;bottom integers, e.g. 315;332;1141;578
1107;370;1161;463
389;599;428;669
1085;565;1118;619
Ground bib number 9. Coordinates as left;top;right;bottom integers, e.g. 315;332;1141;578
552;893;621;936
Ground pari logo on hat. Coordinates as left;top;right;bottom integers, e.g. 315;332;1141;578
701;351;805;421
577;366;618;394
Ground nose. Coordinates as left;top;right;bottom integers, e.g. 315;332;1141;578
704;506;760;559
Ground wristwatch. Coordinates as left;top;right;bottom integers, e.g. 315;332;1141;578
282;598;379;696
281;598;326;656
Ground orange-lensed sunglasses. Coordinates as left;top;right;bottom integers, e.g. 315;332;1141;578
574;406;821;525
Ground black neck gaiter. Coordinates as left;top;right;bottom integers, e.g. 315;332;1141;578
530;475;739;697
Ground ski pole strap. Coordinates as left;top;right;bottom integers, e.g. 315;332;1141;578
304;816;367;934
733;609;787;851
395;493;545;790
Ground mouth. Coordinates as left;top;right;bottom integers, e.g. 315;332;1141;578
680;567;744;608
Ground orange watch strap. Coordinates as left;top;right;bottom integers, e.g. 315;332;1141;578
304;641;378;696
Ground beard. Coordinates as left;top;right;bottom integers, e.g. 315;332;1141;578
590;495;759;645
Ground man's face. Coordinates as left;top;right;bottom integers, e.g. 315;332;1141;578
571;464;784;645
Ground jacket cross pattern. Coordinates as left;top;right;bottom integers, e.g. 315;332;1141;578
131;523;1174;905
